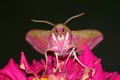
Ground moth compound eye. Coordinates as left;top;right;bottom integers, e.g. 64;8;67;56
62;28;66;34
54;29;58;34
62;28;65;33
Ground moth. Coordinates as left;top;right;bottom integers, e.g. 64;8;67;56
26;13;103;72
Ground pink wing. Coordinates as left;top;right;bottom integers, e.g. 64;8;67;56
72;29;103;52
26;30;50;54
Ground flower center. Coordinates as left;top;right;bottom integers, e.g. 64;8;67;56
33;77;48;80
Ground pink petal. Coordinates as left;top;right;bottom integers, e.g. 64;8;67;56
78;45;98;68
92;59;106;80
0;73;12;80
0;58;27;80
19;51;32;73
104;72;120;80
31;59;45;74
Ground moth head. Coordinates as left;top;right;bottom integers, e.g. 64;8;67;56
52;24;70;35
50;24;72;43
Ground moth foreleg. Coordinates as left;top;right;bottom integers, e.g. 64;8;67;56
54;52;59;72
73;52;94;72
64;45;76;72
45;50;59;73
73;51;88;68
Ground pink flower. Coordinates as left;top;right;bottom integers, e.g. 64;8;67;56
0;52;46;80
0;45;120;80
0;58;27;80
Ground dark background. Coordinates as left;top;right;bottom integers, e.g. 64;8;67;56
0;1;120;73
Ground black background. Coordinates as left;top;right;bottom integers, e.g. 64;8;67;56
0;0;120;73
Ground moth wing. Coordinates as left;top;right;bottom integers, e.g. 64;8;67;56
26;30;50;54
72;29;103;52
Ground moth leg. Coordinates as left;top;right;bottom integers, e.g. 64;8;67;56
44;49;48;74
44;49;59;73
73;51;94;69
54;52;59;72
73;51;95;74
64;45;76;72
73;51;88;68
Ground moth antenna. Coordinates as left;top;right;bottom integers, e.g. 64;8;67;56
64;12;85;25
32;19;55;27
